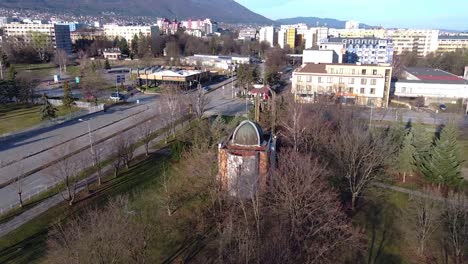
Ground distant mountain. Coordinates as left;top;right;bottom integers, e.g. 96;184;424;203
0;0;272;24
275;17;374;29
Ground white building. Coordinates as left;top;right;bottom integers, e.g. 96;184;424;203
103;24;159;42
238;28;258;41
385;29;439;56
278;29;287;49
394;67;468;104
259;26;277;47
319;41;346;63
345;20;360;30
292;63;393;107
303;50;338;64
4;23;72;53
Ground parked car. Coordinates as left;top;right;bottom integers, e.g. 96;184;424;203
439;104;447;111
110;92;125;101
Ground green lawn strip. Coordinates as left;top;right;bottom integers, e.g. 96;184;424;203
0;104;80;135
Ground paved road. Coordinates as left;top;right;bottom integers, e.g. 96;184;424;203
0;77;244;213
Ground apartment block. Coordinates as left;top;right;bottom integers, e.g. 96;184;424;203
286;28;297;48
386;29;439;56
103;24;160;42
4;23;72;53
259;26;277;47
291;63;393;107
437;35;468;53
327;37;394;64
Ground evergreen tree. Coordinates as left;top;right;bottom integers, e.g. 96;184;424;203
118;38;130;56
62;81;75;112
412;120;434;168
40;93;58;120
395;129;417;182
104;58;111;70
419;123;463;188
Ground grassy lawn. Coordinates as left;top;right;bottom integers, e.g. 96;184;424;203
354;188;424;264
12;64;57;80
0;103;79;135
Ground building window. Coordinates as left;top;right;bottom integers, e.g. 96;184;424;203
339;77;343;83
373;69;378;75
306;76;312;82
352;69;356;75
327;77;332;83
339;68;344;74
330;68;335;74
371;79;377;85
348;78;354;84
318;77;323;83
401;87;406;93
361;79;367;85
362;69;367;75
370;88;376;94
297;76;302;82
360;88;365;94
306;85;312;91
348;87;353;93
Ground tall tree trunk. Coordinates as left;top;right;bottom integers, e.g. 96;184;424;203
403;172;406;183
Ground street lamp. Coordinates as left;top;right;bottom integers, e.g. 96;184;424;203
79;118;95;164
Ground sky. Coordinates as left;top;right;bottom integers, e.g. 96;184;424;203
235;0;468;30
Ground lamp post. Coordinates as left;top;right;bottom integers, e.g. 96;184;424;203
79;118;95;164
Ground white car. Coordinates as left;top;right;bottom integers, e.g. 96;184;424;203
110;92;125;102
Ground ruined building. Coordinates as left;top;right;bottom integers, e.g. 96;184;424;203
218;120;276;198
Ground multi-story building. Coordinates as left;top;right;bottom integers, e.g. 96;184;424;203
338;28;386;39
70;28;104;43
286;28;297;48
238;28;258;41
291;63;393;107
259;26;277;47
157;18;180;34
0;17;16;27
103;24;160;42
326;37;394;64
4;23;72;53
437;35;468;53
386;29;439;56
393;67;468;105
278;29;287;49
319;41;346;63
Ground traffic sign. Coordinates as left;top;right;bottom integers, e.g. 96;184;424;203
116;75;125;83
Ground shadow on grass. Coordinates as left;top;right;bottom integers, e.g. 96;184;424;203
354;190;406;264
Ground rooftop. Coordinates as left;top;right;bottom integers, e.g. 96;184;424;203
403;67;467;84
296;63;391;74
438;35;468;40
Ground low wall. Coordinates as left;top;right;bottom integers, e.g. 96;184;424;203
48;99;105;113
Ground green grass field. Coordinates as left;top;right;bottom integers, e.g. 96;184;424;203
0;103;79;135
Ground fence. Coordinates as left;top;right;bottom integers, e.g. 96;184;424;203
0;182;59;215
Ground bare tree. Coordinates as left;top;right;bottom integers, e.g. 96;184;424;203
160;85;183;140
16;167;24;208
329;115;394;211
408;189;440;256
46;196;149;264
54;49;68;74
110;138;125;177
267;149;361;264
51;152;80;206
280;94;308;152
441;194;468;264
191;84;210;119
138;120;153;156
